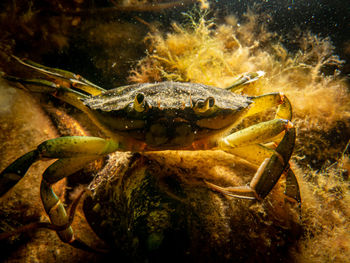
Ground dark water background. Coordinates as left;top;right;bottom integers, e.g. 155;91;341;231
2;0;347;86
68;0;350;86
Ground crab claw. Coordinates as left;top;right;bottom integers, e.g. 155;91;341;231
207;123;300;204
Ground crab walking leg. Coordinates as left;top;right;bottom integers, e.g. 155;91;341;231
1;73;91;111
219;142;301;203
216;92;297;201
222;144;276;167
210;119;296;200
40;156;99;247
225;71;265;92
251;127;295;199
0;150;40;196
11;55;106;96
0;136;120;249
0;136;119;197
2;71;112;133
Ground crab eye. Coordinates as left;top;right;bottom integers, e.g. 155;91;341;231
207;97;215;107
136;93;144;104
193;97;215;113
134;93;148;112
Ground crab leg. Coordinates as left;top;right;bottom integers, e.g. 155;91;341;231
1;56;108;116
284;168;301;203
225;71;265;92
40;156;99;247
0;136;119;197
209;120;296;200
2;59;117;134
11;56;106;96
207;89;300;201
2;72;91;110
220;119;292;148
223;92;293;167
218;142;300;203
0;136;120;248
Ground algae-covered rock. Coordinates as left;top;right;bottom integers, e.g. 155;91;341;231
84;150;301;262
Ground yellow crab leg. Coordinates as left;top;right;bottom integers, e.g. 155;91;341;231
245;92;292;121
2;64;116;135
249;127;295;199
218;138;300;203
222;140;301;203
207;90;300;202
0;150;39;196
219;119;292;148
2;71;109;132
222;144;276;167
221;92;292;164
210;120;295;200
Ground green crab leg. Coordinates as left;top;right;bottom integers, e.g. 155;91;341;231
210;119;296;200
222;144;276;167
0;136;120;248
209;91;295;200
222;92;292;166
220;140;300;202
0;188;85;241
209;92;299;202
220;119;291;148
1;72;90;110
221;143;301;203
2;58;113;132
0;150;40;196
40;156;99;246
2;62;118;142
11;55;106;96
0;136;119;197
1;72;108;130
249;126;295;199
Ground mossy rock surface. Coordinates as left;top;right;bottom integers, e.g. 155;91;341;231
84;151;301;262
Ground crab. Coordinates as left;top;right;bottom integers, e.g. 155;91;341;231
0;56;300;250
